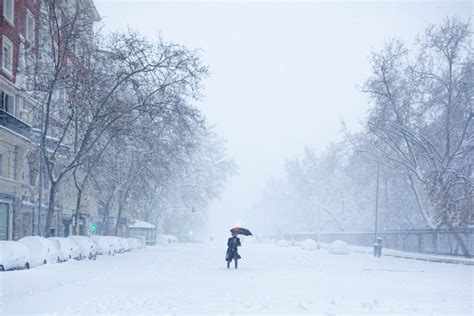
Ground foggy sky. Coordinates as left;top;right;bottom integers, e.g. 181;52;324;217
94;0;471;235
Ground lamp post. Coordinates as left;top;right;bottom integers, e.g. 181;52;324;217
354;149;381;246
374;162;380;245
317;202;322;248
282;191;295;244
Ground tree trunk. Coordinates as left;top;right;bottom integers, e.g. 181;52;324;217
44;182;58;237
115;197;124;237
102;193;114;235
72;188;83;235
408;175;436;229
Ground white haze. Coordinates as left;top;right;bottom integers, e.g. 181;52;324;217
94;0;471;237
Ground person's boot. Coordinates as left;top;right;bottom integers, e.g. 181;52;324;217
227;261;230;269
235;260;238;269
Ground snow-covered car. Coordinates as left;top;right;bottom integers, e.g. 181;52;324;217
68;236;97;260
107;236;122;254
167;235;178;243
48;237;81;262
127;237;146;250
157;234;179;245
116;237;127;253
91;236;114;256
18;236;59;267
119;237;131;252
126;237;138;251
0;241;30;271
69;239;82;260
135;236;146;249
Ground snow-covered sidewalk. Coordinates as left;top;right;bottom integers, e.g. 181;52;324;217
0;242;472;314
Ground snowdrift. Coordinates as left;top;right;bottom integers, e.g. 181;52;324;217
328;240;350;255
276;239;291;247
301;239;318;250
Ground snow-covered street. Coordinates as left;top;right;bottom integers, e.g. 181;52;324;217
1;242;472;315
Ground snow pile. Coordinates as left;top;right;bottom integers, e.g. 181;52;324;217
276;239;291;247
301;239;318;250
129;220;155;229
328;240;350;255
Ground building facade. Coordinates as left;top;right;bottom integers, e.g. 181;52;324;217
1;0;102;240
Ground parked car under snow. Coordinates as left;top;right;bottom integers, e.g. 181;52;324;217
127;237;142;250
68;236;97;260
0;241;30;271
107;236;122;254
48;237;81;262
18;236;59;267
91;236;114;256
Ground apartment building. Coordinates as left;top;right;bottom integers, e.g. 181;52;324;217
1;0;102;240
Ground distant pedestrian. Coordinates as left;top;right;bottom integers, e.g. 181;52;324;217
226;231;241;269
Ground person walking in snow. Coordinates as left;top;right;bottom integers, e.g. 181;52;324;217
226;231;241;269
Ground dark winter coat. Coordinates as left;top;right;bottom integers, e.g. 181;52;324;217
225;236;241;262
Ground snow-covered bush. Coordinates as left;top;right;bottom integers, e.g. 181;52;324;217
0;241;30;271
328;240;350;255
301;239;318;250
276;239;291;247
19;236;59;267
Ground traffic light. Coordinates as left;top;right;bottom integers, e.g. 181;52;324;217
90;223;97;232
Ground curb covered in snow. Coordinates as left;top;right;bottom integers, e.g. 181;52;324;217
319;242;474;265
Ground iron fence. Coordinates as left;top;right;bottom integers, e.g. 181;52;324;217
276;229;473;257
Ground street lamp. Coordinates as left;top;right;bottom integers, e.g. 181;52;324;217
282;191;295;244
374;162;380;245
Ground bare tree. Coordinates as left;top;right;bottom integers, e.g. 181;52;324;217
34;1;208;236
362;17;472;255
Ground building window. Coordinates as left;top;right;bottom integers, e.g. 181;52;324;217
0;90;15;115
26;10;35;44
2;36;14;75
0;203;9;240
3;0;14;25
22;213;31;237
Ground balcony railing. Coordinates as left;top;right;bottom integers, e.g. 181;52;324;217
0;109;31;139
